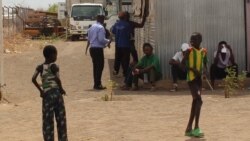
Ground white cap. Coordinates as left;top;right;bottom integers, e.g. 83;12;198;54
221;47;227;53
181;43;189;51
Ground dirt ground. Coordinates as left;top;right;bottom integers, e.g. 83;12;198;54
0;40;250;141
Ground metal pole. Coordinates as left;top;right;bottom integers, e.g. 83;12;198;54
4;6;9;37
118;0;122;12
11;7;14;35
0;0;4;100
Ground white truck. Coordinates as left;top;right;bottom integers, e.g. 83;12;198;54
66;0;108;40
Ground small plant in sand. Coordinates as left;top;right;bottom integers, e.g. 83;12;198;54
101;80;118;101
0;84;10;103
224;67;246;98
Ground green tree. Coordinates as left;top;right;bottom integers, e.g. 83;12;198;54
47;3;58;13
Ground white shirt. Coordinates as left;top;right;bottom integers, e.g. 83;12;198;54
172;51;184;62
87;22;110;48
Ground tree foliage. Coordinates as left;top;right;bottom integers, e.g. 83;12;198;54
47;3;58;13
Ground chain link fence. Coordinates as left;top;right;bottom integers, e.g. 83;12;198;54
2;6;33;38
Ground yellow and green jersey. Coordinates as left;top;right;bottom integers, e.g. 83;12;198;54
186;47;208;81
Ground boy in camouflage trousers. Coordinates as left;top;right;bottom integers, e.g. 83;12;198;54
32;45;68;141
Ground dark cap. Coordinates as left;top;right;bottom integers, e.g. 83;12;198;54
96;14;105;20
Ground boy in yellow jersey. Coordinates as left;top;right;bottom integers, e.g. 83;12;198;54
182;32;208;138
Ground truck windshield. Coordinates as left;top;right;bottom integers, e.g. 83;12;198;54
71;5;104;20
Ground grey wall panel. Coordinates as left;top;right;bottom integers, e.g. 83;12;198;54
246;0;250;71
151;0;246;79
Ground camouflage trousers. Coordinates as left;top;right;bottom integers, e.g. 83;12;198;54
42;89;68;141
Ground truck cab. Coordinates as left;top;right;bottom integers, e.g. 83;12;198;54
69;3;106;40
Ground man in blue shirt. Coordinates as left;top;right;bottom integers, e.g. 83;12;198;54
112;12;132;77
88;15;111;90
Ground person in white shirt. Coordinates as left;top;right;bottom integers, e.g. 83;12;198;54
169;43;189;92
87;15;111;90
210;41;238;88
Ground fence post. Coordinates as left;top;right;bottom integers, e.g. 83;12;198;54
11;7;15;35
2;7;4;28
0;0;5;100
4;6;9;37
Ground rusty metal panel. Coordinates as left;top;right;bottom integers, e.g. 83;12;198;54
149;0;246;78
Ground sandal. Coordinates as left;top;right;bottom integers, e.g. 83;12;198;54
185;131;193;137
192;128;204;138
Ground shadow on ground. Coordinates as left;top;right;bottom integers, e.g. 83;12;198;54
107;59;250;97
185;138;207;141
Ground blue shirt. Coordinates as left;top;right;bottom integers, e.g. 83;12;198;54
87;22;110;48
112;20;131;48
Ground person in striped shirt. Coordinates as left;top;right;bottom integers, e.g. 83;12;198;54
182;32;208;138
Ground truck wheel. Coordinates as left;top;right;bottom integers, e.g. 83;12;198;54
75;35;80;40
71;35;76;41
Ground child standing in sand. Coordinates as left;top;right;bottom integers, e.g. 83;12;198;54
32;45;68;141
182;32;207;138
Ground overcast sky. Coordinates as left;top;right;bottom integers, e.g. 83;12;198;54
3;0;65;10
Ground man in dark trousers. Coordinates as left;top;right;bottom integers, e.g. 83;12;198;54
126;11;147;64
112;11;147;76
112;12;132;77
87;15;111;90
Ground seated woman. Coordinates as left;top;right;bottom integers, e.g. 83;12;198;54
210;41;238;88
121;43;162;91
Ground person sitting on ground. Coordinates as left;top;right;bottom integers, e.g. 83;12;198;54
121;43;162;91
210;41;238;88
169;43;189;92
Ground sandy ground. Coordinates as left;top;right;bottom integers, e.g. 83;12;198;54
0;40;250;141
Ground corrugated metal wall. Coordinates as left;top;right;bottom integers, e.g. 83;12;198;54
135;0;246;79
134;0;157;57
246;0;250;71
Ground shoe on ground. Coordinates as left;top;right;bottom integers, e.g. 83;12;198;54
113;70;118;75
170;83;178;92
185;131;193;137
94;85;107;90
150;86;156;92
192;128;204;138
131;86;139;91
120;85;131;91
185;128;204;138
